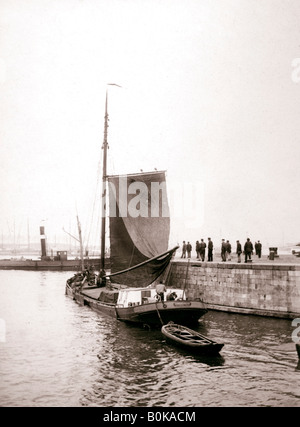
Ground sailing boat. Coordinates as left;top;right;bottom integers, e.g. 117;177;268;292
65;90;207;328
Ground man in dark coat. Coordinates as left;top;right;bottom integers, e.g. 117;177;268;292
208;238;213;262
186;242;192;259
200;239;206;261
195;240;200;260
181;241;187;258
226;240;232;261
236;240;242;263
244;238;254;263
256;240;262;258
221;239;227;262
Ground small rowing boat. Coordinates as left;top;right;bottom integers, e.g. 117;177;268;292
161;322;224;355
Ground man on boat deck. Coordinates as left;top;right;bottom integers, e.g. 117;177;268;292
97;269;106;287
156;281;166;302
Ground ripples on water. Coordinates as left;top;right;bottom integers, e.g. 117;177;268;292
0;270;299;407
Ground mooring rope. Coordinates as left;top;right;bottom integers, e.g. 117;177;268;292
155;300;164;326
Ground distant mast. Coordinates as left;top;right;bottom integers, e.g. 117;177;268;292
76;215;85;272
27;218;30;251
100;91;109;271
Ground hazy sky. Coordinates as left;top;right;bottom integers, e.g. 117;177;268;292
1;0;300;251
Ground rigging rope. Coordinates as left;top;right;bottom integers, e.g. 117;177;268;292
83;159;102;253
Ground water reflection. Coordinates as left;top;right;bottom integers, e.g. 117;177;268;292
1;271;299;407
86;321;227;406
162;347;226;367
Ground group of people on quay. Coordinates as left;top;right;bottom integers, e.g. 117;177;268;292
180;238;262;263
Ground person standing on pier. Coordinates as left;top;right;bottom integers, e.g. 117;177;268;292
244;238;254;263
256;240;262;258
226;240;232;261
186;241;192;259
181;241;187;258
236;240;242;263
208;238;213;262
195;240;200;260
200;239;206;261
221;239;227;261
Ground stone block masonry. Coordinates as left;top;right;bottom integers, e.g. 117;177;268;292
169;261;300;319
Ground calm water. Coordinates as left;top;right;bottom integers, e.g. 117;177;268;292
0;270;299;407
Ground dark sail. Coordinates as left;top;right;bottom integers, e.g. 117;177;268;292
108;247;178;287
107;171;173;287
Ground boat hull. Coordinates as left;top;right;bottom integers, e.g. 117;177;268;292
115;300;207;328
163;335;224;355
66;283;207;328
161;323;224;355
83;296;117;318
66;284;118;318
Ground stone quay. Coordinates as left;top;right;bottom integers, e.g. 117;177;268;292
169;256;300;319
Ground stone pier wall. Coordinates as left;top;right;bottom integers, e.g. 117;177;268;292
169;261;300;319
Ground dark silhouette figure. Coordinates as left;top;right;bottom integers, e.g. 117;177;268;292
200;239;206;261
221;239;227;262
181;241;187;258
186;242;192;259
195;240;200;260
244;238;254;263
236;240;242;263
208;238;213;262
256;240;262;258
226;240;232;261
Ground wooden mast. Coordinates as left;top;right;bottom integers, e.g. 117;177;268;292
100;91;109;272
76;215;85;272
